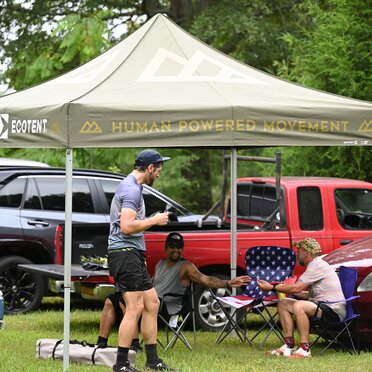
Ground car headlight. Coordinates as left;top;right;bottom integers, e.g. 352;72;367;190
357;272;372;292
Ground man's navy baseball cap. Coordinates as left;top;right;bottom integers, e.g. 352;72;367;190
134;149;171;166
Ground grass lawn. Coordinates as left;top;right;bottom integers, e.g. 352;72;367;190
0;298;370;372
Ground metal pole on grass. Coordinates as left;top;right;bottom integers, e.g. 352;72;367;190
63;147;73;371
230;147;237;294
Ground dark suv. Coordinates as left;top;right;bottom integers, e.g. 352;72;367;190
0;166;198;314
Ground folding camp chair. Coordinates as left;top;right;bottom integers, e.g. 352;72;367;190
214;246;296;348
158;282;196;351
309;265;360;355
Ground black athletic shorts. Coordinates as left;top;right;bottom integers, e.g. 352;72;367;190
317;302;340;322
108;249;153;292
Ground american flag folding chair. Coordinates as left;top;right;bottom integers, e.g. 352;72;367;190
213;246;296;348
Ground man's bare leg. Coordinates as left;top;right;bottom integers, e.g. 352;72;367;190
292;300;319;343
277;298;296;338
119;291;144;347
97;298;117;346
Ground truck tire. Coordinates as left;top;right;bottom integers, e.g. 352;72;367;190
0;256;45;314
194;273;242;332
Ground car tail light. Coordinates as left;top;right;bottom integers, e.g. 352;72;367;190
357;272;372;292
54;224;63;264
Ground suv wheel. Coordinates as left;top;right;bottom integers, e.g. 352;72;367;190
0;256;45;314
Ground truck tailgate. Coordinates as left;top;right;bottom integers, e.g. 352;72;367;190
17;264;109;280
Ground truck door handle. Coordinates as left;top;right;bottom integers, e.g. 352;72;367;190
340;240;352;245
27;220;49;227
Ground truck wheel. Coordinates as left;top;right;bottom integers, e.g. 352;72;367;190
194;273;241;332
0;256;45;314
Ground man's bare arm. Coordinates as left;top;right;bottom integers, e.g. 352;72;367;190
183;262;250;288
120;207;169;235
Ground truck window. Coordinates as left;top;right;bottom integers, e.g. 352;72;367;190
235;184;277;220
335;188;372;229
297;187;323;230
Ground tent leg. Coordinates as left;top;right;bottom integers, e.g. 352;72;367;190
230;147;237;293
63;148;73;371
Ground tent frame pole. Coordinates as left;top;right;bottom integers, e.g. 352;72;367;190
230;147;237;294
63;148;73;371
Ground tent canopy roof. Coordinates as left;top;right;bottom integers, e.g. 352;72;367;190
1;13;371;148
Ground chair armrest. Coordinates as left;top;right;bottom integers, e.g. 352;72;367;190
316;295;360;305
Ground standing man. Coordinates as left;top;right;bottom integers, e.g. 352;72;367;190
257;238;346;359
108;149;174;372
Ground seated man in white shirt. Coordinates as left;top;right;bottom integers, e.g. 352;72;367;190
257;238;346;359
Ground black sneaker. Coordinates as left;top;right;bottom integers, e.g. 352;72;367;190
144;359;178;371
112;360;141;372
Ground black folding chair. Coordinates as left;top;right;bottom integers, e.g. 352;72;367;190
213;246;296;348
309;265;360;355
158;282;196;350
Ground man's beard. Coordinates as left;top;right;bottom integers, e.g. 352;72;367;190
298;257;305;266
147;173;156;186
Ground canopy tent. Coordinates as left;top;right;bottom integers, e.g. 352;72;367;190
0;13;371;371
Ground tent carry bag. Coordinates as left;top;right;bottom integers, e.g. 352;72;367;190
35;338;136;367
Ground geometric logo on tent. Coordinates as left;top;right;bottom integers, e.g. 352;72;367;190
0;114;9;139
358;120;372;132
137;49;267;84
80;121;102;134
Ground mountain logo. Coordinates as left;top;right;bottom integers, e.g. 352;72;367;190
80;121;103;134
358;120;372;132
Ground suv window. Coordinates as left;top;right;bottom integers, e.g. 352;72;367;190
24;178;42;209
99;178;181;217
143;190;169;216
24;176;95;213
0;177;26;208
99;179;119;211
297;186;323;230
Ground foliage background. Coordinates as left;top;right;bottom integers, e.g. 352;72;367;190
0;0;371;212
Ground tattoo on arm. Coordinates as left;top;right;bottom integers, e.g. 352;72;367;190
207;276;224;288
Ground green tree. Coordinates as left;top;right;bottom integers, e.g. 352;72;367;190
270;0;372;181
260;147;372;182
276;0;371;100
190;0;300;73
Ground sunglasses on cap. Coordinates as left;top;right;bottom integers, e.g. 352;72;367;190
166;242;183;249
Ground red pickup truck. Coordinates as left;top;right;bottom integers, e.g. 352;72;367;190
20;176;372;331
139;176;372;330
